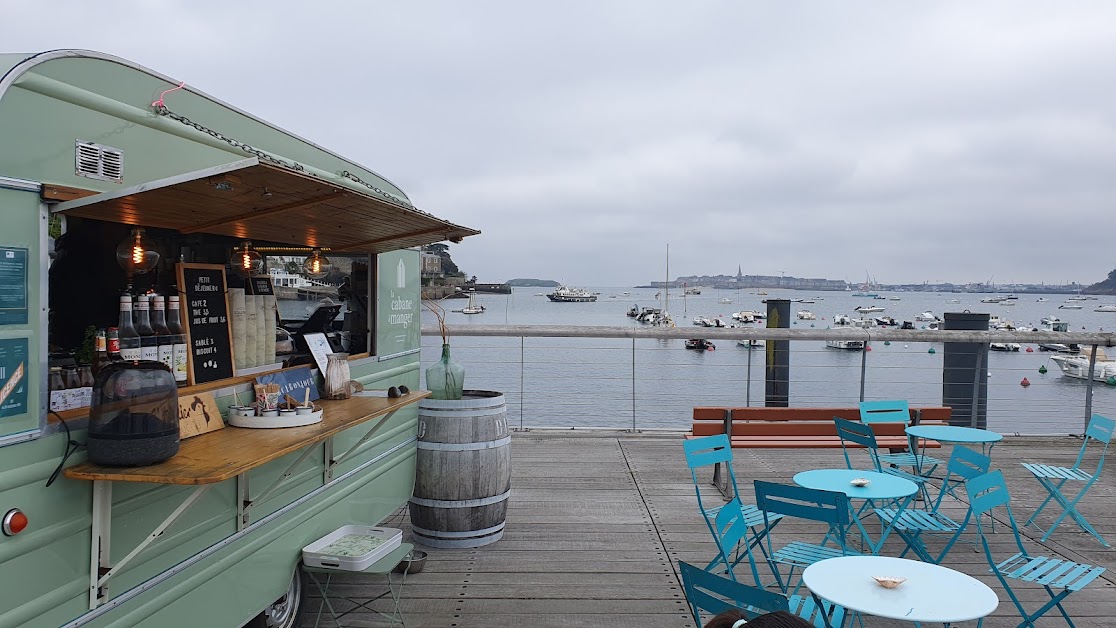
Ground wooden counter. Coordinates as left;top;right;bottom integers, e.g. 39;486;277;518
64;391;429;486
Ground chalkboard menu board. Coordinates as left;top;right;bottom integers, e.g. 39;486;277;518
176;263;234;385
244;275;274;296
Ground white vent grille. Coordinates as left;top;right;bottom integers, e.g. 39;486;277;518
75;141;124;183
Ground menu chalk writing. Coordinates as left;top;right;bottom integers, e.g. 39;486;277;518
244;275;275;296
176;263;234;384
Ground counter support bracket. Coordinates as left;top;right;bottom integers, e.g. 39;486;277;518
241;443;321;527
89;481;211;609
328;409;399;473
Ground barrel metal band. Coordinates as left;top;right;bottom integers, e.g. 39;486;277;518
416;436;512;452
409;521;505;539
408;489;511;509
420;406;506;416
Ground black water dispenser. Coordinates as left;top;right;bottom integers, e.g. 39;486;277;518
87;361;180;466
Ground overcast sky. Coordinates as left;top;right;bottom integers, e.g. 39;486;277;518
6;2;1116;286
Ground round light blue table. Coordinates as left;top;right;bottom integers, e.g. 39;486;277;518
793;469;918;555
803;555;998;627
906;425;1003;478
905;425;1003;447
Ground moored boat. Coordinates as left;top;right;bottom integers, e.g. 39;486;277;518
1050;347;1116;382
547;285;597;302
796;310;817;320
854;305;884;314
685;339;715;351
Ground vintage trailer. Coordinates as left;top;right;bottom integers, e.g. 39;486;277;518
0;50;477;627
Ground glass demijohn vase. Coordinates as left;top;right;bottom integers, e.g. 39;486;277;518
426;344;464;400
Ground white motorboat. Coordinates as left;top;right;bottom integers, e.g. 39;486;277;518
947;298;961;303
547;285;597;302
1059;302;1084;310
796;310;817;320
719;297;733;304
1050;347;1116;382
733;310;763;323
737;339;766;348
990;342;1021;352
1040;316;1062;325
889;296;901;301
1036;297;1049;302
826;314;871;350
692;316;710;326
854;305;885;314
915;311;939;322
1095;305;1116;313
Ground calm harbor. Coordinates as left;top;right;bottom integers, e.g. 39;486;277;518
420;288;1116;434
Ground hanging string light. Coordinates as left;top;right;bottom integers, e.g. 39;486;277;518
303;247;331;279
231;241;263;276
115;227;160;276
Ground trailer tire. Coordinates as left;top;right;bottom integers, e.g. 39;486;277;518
247;567;306;628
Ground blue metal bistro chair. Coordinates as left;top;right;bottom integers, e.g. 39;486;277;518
967;470;1106;628
1022;413;1114;547
679;560;844;628
753;481;858;596
684;435;782;580
859;400;942;475
833;417;932;505
873;445;991;564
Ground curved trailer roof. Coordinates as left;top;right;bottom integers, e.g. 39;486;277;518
1;50;478;251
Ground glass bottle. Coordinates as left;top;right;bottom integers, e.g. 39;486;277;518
118;295;142;362
107;327;124;362
425;344;465;400
92;329;111;377
151;295;174;371
166;295;188;385
48;367;66;412
135;294;158;362
78;365;95;408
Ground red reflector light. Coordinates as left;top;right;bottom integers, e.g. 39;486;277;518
3;509;27;535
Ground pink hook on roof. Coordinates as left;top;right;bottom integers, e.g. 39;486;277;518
152;82;186;108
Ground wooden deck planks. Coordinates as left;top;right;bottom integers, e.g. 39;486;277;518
303;433;1115;628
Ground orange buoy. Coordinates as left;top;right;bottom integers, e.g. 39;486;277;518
865;345;872;351
1020;377;1031;387
1025;346;1033;352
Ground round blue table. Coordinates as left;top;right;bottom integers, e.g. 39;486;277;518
905;425;1003;447
803;555;998;626
793;469;918;555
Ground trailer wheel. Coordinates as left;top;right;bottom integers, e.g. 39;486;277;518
247;568;306;628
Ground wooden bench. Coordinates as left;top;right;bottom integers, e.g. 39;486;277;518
688;406;952;450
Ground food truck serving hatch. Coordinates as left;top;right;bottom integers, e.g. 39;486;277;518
50;157;479;252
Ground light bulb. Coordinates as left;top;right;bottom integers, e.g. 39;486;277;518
115;227;160;275
231;241;263;277
302;248;331;279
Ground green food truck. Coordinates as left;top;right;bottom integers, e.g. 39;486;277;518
0;49;477;627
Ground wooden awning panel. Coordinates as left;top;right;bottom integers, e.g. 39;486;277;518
51;158;479;252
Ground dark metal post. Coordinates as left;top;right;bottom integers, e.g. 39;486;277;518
746;343;753;407
942;312;989;428
766;299;790;407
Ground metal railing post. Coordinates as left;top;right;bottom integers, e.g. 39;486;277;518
746;343;752;407
631;337;637;432
1085;343;1098;432
519;336;525;432
970;347;985;429
859;340;868;402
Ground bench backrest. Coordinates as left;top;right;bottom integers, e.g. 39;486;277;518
691;406;951;437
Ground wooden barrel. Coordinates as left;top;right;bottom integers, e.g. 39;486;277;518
409;391;511;548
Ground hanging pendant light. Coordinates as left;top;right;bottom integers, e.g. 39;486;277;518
231;241;264;276
115;227;160;275
303;247;331;279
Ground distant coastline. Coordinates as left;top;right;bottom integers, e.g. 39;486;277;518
507;278;560;287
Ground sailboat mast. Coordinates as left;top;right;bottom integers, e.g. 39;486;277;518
664;244;669;314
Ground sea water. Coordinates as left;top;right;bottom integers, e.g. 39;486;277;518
427;288;1115;434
